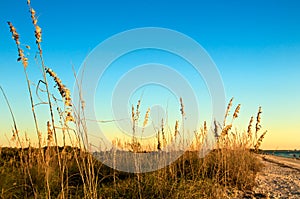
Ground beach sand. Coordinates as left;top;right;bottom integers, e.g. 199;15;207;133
249;155;300;198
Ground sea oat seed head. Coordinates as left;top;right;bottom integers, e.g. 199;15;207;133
143;108;150;127
247;116;254;138
233;104;241;119
7;22;28;68
221;124;232;137
224;97;234;126
180;97;185;116
256;106;262;132
175;120;179;137
131;105;135;122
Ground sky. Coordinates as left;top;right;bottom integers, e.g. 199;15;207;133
0;0;299;150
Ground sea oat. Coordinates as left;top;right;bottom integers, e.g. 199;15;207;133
45;68;71;106
180;97;185;116
161;118;167;148
11;128;17;142
214;119;219;138
254;130;267;151
45;67;74;123
174;120;179;137
256;106;262;133
221;124;232;137
247;116;253;139
224;97;233;126
136;100;141;120
28;1;42;44
157;130;161;150
7;22;28;68
131;105;135;122
203;121;207;134
143;108;150;127
47;121;53;144
233;104;241;119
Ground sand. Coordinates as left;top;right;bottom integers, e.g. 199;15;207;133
250;155;300;198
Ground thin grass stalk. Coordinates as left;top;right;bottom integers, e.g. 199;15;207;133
161;118;166;148
180;97;185;149
247;116;253;147
7;21;42;149
72;66;88;150
72;66;99;198
0;86;38;197
26;2;62;173
255;106;262;143
223;97;233;127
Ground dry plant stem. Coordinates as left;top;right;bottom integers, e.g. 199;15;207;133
27;2;65;196
27;0;58;151
180;97;185;149
71;67;99;198
7;21;42;149
141;107;150;140
255;106;262;143
6;22;42;196
72;65;87;150
247;116;254;147
224;97;233;127
37;32;65;199
52;100;66;146
132;105;136;144
180;97;185;177
0;86;37;197
24;70;43;149
161;118;166;148
45;149;51;198
37;48;58;146
254;130;267;151
0;86;22;148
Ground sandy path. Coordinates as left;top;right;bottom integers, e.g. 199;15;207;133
251;155;300;198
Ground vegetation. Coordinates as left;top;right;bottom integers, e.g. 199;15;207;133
0;1;267;198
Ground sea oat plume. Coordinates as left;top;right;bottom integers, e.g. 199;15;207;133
35;25;42;43
247;116;254;139
65;111;74;122
256;106;262;133
136;100;141;119
28;1;42;44
161;118;166;147
157;130;161;151
254;130;267;151
45;67;74;123
203;121;207;134
224;97;234;126
7;22;28;69
174;120;179;137
143;108;150;127
213;119;219;138
180;97;185;116
233;104;241;119
131;105;135;122
221;124;232;137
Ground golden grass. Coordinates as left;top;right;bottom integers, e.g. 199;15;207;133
0;1;268;198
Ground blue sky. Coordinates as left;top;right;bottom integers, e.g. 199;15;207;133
0;0;300;149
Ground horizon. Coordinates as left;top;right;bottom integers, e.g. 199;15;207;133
0;0;300;150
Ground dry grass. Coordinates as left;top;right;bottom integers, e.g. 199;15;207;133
0;1;267;198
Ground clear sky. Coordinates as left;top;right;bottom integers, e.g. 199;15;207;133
0;0;299;149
